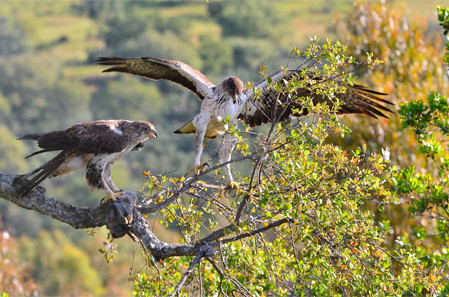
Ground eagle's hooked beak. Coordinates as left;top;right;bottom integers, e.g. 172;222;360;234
147;130;158;138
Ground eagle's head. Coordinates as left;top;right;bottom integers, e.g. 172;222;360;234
215;76;243;104
122;121;158;143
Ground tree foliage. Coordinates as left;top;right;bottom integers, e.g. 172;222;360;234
334;1;448;160
199;36;232;74
391;6;449;293
126;41;424;296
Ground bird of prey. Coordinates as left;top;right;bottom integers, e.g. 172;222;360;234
96;57;393;189
16;120;157;200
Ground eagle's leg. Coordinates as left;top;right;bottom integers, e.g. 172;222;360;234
101;163;125;204
104;162;120;192
188;114;209;175
101;187;125;204
219;133;238;190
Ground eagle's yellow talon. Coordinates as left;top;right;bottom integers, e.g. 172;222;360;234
227;181;239;190
188;164;207;176
225;181;248;194
102;190;125;204
228;182;239;193
125;215;133;225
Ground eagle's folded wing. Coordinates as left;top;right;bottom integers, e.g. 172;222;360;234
20;121;136;156
96;57;214;100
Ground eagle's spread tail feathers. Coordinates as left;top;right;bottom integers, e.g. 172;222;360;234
174;120;221;139
174;121;196;135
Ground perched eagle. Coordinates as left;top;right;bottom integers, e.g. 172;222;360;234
16;120;157;199
96;57;393;188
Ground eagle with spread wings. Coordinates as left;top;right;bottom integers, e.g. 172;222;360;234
96;57;393;189
16;120;157;200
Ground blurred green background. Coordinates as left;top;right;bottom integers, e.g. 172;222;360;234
0;0;444;295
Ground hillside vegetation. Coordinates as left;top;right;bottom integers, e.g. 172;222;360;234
0;0;446;296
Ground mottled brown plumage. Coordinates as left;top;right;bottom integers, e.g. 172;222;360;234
16;120;157;197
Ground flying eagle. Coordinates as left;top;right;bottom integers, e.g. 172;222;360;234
96;57;393;188
16;120;157;199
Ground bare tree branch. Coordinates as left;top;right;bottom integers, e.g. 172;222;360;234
0;171;104;229
0;171;200;260
206;257;253;297
220;218;292;244
201;218;292;244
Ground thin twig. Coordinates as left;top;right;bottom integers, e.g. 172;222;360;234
287;221;301;272
169;253;203;297
206;257;253;297
221;218;291;244
367;241;405;266
198;261;203;297
169;244;216;297
201;218;292;245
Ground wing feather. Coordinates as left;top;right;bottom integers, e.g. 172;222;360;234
239;70;394;126
96;57;214;100
19;120;134;156
17;151;69;197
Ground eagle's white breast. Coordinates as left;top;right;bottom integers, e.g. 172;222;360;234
201;93;246;123
52;155;92;177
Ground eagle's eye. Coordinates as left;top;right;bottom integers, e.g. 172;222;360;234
140;126;148;132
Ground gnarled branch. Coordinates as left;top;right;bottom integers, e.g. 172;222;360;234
0;171;199;260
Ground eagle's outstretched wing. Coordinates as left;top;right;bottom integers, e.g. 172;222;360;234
96;57;214;100
238;69;394;127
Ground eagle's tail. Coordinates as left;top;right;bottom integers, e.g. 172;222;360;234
15;151;68;197
174;120;221;139
174;121;196;135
